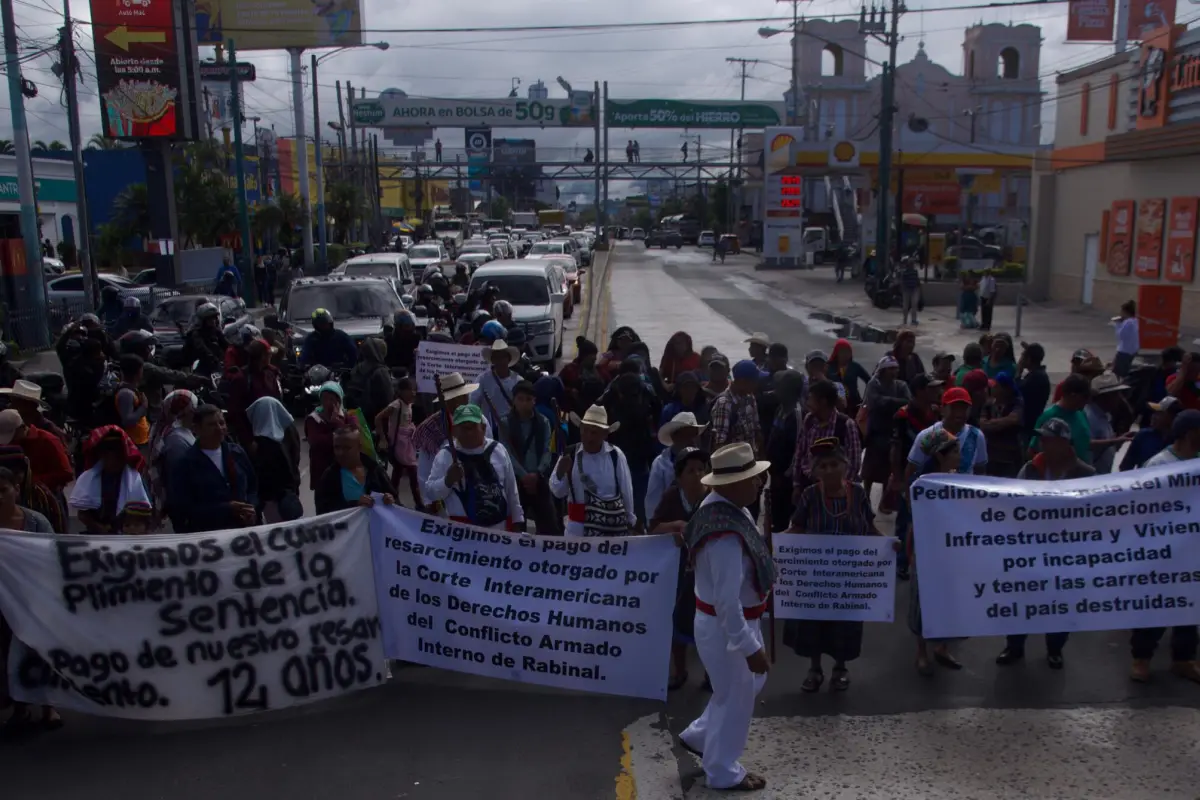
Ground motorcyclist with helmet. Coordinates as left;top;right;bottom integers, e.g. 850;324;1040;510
111;295;153;338
118;330;204;421
386;310;421;374
457;310;492;345
99;284;124;331
503;327;543;383
223;322;262;372
299;308;357;368
427;271;451;304
492;299;516;331
182;302;227;374
451;262;470;291
57;313;114;371
479;319;507;347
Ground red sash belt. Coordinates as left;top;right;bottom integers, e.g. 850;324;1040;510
695;597;769;620
450;515;519;533
567;502;587;522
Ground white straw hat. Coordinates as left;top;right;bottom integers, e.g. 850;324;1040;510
488;339;521;367
0;379;44;406
657;411;708;446
434;372;478;402
744;332;770;347
701;442;771;486
569;404;621;433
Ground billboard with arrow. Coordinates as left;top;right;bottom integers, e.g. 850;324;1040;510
91;0;183;138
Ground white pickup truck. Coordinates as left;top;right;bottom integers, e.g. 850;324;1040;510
432;218;466;255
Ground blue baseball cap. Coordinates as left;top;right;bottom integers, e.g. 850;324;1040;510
732;359;761;380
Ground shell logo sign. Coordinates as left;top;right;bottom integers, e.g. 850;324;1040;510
764;126;805;175
830;140;859;167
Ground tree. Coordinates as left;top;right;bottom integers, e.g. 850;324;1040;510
632;208;653;231
111;183;151;241
31;140;67;152
0;140;13;155
86;133;128;150
325;181;363;245
489;196;511;223
173;139;237;247
707;179;731;232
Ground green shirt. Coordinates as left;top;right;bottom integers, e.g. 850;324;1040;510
954;364;984;386
1030;404;1092;463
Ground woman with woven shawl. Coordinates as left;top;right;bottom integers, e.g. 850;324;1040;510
678;442;774;793
784;437;886;692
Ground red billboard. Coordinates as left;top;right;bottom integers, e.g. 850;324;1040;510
1129;0;1176;39
1133;198;1166;278
1165;197;1198;283
91;0;181;138
903;187;961;216
1066;0;1115;42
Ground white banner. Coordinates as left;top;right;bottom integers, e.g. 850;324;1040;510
772;533;897;622
415;341;489;394
0;510;387;720
369;506;678;700
910;463;1200;639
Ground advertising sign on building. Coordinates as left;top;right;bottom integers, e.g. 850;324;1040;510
606;99;785;129
761;127;805;264
353;97;595;129
1133;198;1166;278
1128;0;1177;39
1165;197;1199;283
195;0;364;51
91;0;183;138
465;128;491;192
1107;199;1136;275
1066;0;1115;42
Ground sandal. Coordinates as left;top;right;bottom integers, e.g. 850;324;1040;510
801;669;824;693
831;668;850;691
668;671;689;691
721;773;767;792
41;708;63;731
934;650;963;670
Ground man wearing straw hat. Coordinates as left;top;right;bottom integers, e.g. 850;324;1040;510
679;442;775;793
413;373;493;499
549;404;637;537
645;411;708;524
471;339;522;432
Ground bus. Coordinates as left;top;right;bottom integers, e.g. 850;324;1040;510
660;214;702;245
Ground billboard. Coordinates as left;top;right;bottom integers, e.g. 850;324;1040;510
465;128;490;192
194;0;364;51
606;99;786;129
1129;0;1176;39
1066;0;1115;42
352;96;596;128
91;0;183;138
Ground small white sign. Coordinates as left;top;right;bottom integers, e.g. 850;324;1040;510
772;533;897;622
415;340;490;394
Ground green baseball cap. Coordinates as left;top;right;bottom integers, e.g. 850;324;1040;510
452;403;484;426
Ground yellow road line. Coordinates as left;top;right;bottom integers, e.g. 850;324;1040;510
615;729;636;800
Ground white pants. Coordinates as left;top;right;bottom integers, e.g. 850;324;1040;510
680;613;767;789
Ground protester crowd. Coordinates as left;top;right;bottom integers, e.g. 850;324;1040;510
5;289;1200;779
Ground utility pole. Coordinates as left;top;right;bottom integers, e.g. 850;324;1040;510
725;57;758;235
57;6;95;310
288;48;314;267
335;81;347;181
347;81;358;240
861;0;904;274
311;54;327;268
2;0;46;346
229;41;254;302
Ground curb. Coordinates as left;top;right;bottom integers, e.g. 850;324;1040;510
577;248;611;353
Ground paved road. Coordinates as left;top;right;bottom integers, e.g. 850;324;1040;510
605;242;1200;799
3;245;1199;798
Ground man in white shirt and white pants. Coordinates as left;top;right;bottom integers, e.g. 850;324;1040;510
679;442;774;792
550;405;637;537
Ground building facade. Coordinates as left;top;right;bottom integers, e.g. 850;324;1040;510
740;20;1042;239
1028;23;1200;334
0;154;79;250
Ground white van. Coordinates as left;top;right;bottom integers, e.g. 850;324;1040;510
470;261;565;364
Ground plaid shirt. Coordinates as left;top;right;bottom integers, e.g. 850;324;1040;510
792;410;862;486
710;390;762;452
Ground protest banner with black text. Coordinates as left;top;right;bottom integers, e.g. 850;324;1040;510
772;533;897;622
415;341;490;393
911;463;1200;639
0;509;387;720
369;505;678;700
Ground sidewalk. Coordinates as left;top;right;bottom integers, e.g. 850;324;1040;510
745;266;1126;375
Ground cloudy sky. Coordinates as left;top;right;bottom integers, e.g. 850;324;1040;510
7;0;1135;165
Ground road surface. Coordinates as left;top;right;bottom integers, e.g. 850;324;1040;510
1;243;1198;799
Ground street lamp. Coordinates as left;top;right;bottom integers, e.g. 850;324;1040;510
758;25;799;126
307;41;389;267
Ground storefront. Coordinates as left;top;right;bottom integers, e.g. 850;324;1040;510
0;154;80;251
1030;24;1200;333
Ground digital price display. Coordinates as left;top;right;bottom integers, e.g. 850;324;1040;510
766;173;802;217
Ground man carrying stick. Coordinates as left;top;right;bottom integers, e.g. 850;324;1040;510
413;373;492;510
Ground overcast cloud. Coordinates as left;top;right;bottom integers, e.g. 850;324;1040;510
9;0;1124;172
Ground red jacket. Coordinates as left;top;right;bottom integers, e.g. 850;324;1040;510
22;424;73;492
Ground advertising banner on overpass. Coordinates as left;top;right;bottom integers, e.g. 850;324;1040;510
606;99;785;129
353;95;596;128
